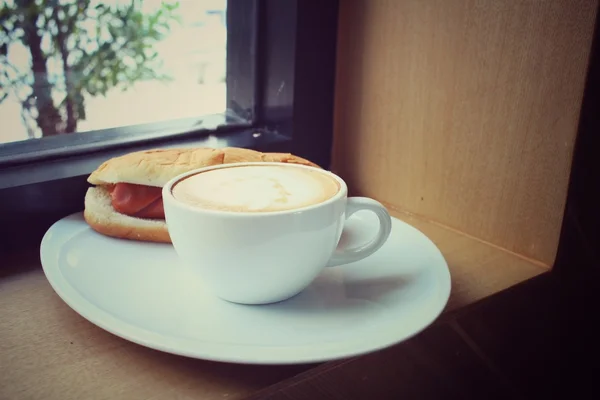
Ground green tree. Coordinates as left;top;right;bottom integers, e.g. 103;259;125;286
0;0;179;137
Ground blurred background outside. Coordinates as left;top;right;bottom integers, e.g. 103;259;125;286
0;0;227;144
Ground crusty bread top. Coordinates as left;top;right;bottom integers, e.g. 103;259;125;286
88;147;320;187
88;148;225;187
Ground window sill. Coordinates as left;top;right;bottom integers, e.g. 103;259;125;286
0;208;547;399
0;127;290;190
386;205;550;313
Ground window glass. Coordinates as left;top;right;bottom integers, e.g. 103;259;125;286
0;0;231;144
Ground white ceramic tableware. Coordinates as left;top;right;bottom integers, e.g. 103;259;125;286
162;162;393;304
40;210;451;364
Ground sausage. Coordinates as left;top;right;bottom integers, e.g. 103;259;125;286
134;197;164;219
110;183;165;219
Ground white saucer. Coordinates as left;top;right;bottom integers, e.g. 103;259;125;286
40;211;451;365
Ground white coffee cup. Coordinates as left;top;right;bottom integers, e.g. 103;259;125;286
162;162;392;305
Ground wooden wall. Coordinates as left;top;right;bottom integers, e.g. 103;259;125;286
332;0;598;266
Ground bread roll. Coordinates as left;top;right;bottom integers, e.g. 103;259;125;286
84;147;320;243
84;186;171;243
88;147;226;187
88;147;319;187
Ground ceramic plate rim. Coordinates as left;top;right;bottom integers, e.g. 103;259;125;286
40;212;451;365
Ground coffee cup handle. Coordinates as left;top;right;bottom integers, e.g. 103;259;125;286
326;197;393;267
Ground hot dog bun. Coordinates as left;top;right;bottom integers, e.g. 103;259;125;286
84;147;320;243
88;147;226;187
84;186;171;242
88;147;319;187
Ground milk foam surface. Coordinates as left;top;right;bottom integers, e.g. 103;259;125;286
172;165;340;212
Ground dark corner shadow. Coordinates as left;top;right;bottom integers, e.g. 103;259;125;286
1;245;42;279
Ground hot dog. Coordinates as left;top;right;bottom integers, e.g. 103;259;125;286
83;147;320;243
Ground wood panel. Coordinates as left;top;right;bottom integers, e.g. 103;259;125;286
332;0;597;266
387;207;547;312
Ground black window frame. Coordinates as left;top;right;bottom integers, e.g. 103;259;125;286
0;0;340;255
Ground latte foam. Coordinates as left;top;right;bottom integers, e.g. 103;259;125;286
172;165;340;212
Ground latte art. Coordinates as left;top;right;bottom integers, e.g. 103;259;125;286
172;165;340;212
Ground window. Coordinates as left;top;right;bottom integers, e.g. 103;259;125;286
0;0;340;254
1;0;231;143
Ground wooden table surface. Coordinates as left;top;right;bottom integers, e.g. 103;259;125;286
0;210;547;400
